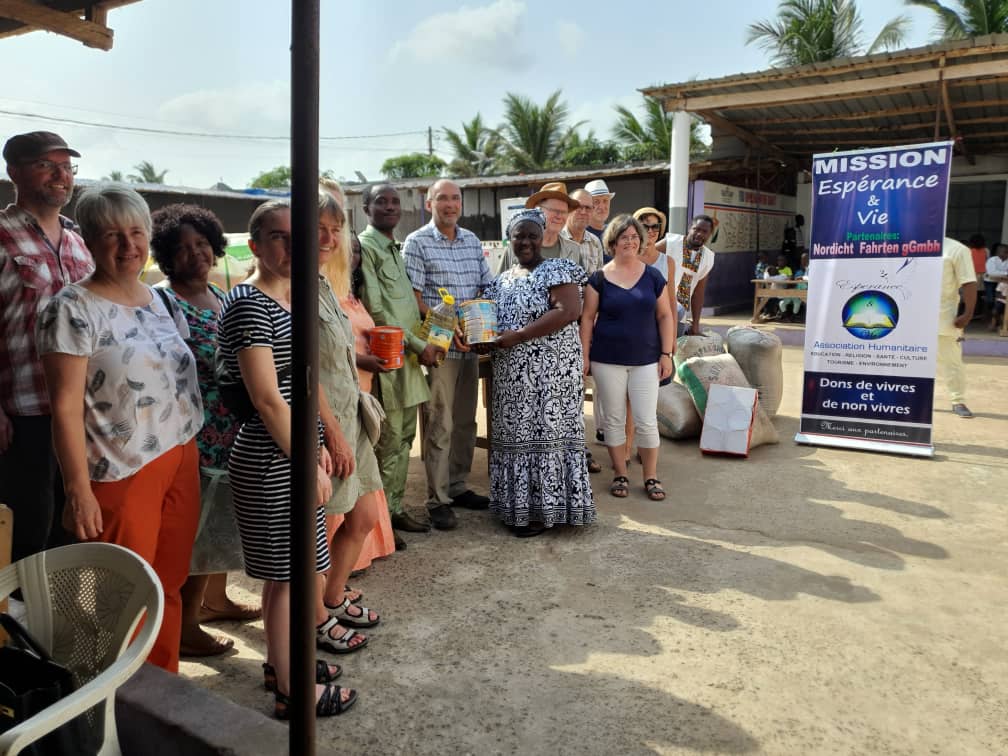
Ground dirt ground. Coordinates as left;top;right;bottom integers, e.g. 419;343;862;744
181;346;1007;755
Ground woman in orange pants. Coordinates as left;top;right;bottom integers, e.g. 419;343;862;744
38;184;202;673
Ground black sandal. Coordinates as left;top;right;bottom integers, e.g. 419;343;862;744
274;682;357;719
644;478;666;501
262;660;341;692
586;451;602;474
514;523;547;538
610;476;630;498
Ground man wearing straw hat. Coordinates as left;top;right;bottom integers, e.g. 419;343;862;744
495;181;583;275
404;179;494;530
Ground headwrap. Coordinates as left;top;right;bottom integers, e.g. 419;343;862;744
505;207;546;237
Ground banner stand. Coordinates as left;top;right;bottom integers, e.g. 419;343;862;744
796;141;953;458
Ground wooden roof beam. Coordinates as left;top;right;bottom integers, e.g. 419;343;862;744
941;74;974;165
667;60;1008;112
736;98;1008;127
694;110;798;167
1;0;114;50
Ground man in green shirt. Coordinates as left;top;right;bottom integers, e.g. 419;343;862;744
358;184;443;534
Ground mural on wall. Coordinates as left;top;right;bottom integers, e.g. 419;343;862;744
692;181;797;253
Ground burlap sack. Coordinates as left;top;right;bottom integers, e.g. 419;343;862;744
656;381;703;439
677;353;779;448
725;326;784;418
673;330;725;369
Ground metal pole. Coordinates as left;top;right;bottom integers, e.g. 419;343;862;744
290;1;319;753
668;110;691;235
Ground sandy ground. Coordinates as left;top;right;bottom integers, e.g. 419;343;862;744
182;346;1007;755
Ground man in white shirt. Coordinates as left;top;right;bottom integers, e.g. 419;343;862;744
663;215;716;335
983;242;1008;330
560;188;604;274
937;237;978;418
584;179;614;241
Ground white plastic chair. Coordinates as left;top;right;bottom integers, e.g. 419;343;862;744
0;543;164;756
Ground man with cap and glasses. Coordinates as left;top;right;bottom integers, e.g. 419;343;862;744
0;131;93;561
561;188;604;275
584;178;615;241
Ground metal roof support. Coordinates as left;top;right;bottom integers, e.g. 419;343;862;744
668;110;691;235
289;1;320;753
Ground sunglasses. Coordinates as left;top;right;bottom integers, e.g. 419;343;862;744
641;223;661;231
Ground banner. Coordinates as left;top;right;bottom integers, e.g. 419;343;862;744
796;141;953;457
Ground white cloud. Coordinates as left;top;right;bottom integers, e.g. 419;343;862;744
157;81;291;133
389;0;530;71
556;21;584;57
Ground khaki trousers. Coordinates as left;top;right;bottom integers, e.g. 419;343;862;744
936;333;966;404
373;395;419;516
422;356;478;508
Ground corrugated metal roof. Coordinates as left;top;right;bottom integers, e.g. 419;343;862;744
643;35;1008;161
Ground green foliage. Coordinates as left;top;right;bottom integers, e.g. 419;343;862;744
611;96;710;161
496;90;584;172
249;165;291;189
746;0;909;67
905;0;1008;39
442;114;501;177
380;153;446;179
102;170;124;182
560;133;623;169
127;160;168;184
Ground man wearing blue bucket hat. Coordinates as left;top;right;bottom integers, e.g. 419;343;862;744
404;179;494;530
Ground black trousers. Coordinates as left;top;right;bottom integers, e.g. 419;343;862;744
0;414;72;563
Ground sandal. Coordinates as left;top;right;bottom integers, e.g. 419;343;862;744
586;452;602;474
514;523;547;538
610;476;629;498
325;597;380;629
180;632;234;658
263;660;342;692
344;585;363;605
199;601;262;624
644;478;666;501
274;683;357;719
316;616;368;654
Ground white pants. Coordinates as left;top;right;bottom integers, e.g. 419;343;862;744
936;333;966;404
584;374;606;436
590;361;660;448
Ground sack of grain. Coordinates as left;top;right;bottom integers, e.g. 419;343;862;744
673;330;725;369
677;353;779;448
656;381;702;439
725;326;784;417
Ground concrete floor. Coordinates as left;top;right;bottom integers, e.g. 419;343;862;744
181;346;1007;755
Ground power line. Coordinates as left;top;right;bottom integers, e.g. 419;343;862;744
0;108;428;143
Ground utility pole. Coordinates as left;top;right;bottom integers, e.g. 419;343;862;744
428;126;433;156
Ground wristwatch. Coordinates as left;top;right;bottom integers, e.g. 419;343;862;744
661;351;674;360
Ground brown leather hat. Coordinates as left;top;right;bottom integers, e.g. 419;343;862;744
3;131;81;164
525;181;580;211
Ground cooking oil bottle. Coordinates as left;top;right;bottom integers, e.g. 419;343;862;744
416;287;457;352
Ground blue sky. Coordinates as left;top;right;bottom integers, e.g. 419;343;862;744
0;0;940;188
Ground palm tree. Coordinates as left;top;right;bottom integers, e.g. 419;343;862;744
747;0;909;67
496;90;584;172
102;170;124;181
905;0;1008;39
612;95;710;161
442;114;501;177
127;161;168;184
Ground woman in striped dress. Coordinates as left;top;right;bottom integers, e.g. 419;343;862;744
218;200;356;717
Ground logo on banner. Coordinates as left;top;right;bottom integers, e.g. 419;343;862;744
841;290;900;339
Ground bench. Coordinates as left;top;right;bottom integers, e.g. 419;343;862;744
751;279;808;323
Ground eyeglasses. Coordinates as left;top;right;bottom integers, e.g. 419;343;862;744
26;159;77;175
575;205;592;212
542;207;568;218
641;223;661;231
618;234;641;243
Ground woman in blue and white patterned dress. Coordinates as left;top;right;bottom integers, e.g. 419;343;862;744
476;209;595;537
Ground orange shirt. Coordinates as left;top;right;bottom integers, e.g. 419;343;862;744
970;247;987;275
340;294;376;394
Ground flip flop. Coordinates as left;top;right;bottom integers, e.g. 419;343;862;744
199;601;262;623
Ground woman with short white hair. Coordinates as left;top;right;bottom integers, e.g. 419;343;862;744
37;183;203;673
